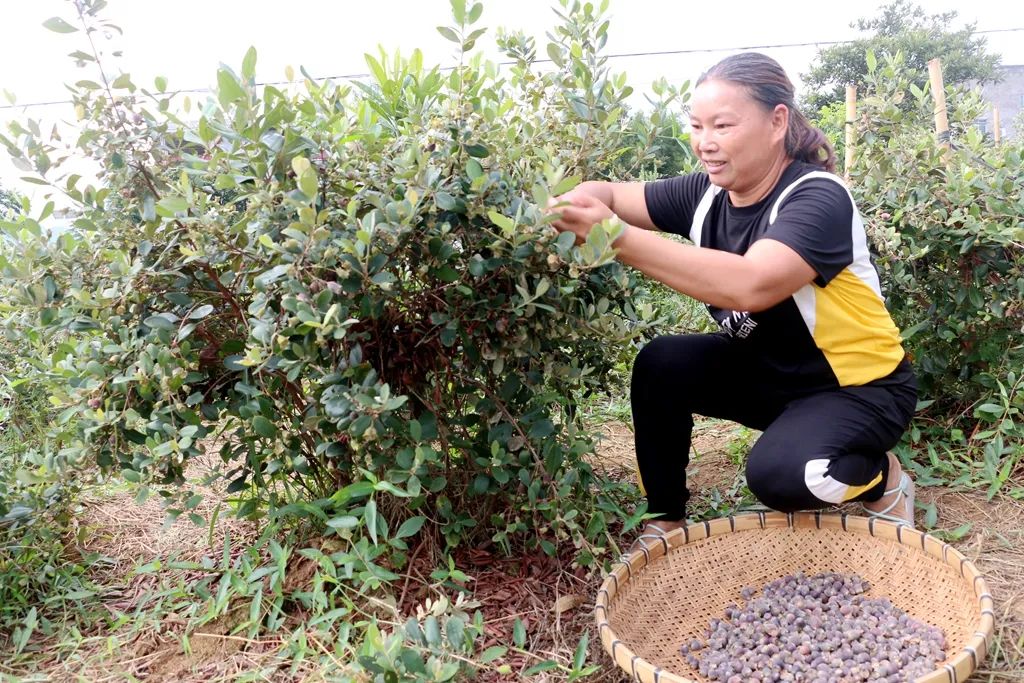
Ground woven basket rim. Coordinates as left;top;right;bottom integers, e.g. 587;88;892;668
595;512;995;683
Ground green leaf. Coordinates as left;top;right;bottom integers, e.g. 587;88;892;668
216;68;246;106
947;522;972;540
241;46;258;81
573;632;589;670
326;516;359;530
512;617;526;647
440;327;457;347
154;76;167;92
223;472;247;494
144;314;176;330
157;196;189;215
291;156;311;176
365;498;378;544
374;480;411;497
188;304;214;320
434;662;460;682
252;415;277;438
13;607;37;654
898;319;930;342
556;230;577;250
351;414;372;436
364;53;387;84
976;403;1005;417
523;661;558;676
435;191;457;210
479;646;506;663
467;2;483;23
396;516;426;539
465;143;489;158
256;264;290;288
424;616;441;646
446;617;466;650
569;98;590;120
299;167;318;198
122;469;141;483
176;322;198;342
435;265;459;282
551;175;581;196
546;43;563;67
43;17;78;33
29;205;61;230
528;419;555;439
488;210;514;234
449;0;466;23
437;26;461;43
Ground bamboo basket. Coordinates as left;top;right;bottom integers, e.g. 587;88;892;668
595;512;994;683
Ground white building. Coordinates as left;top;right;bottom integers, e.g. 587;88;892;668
975;64;1024;141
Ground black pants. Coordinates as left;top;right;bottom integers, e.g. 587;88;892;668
630;334;918;521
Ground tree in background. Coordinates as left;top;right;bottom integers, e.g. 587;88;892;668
0;185;21;220
801;0;1001;112
613;79;698;180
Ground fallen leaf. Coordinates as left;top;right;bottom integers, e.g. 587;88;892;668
553;593;585;614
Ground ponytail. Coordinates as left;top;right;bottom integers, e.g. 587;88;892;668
786;107;837;173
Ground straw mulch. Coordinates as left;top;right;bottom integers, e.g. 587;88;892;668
12;424;1024;682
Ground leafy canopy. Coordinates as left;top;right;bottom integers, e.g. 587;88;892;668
801;0;1001;111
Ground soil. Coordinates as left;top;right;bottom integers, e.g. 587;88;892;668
9;423;1023;682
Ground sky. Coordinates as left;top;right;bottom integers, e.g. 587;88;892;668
2;0;1023;207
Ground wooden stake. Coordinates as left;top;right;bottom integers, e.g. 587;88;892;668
992;107;1001;144
844;85;857;182
927;58;951;164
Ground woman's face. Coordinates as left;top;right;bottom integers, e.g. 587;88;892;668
688;79;789;196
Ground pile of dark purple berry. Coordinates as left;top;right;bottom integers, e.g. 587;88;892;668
680;571;947;682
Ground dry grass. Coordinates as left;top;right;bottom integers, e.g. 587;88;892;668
74;445;258;576
3;443;278;683
915;487;1024;681
6;423;1023;682
589;418;746;494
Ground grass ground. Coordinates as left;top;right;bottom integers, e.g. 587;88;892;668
1;419;1021;682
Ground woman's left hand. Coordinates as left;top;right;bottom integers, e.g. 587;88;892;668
548;191;616;244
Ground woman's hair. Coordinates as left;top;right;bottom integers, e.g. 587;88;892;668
697;52;836;173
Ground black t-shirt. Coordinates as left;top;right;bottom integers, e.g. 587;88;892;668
643;161;906;391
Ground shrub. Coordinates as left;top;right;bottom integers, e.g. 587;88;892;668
1;0;684;579
1;270;96;649
852;52;1023;469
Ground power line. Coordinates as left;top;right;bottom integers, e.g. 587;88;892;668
2;27;1022;112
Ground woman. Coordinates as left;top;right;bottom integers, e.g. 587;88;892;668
550;53;918;548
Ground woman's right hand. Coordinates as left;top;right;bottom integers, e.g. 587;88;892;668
547;192;618;245
556;180;657;232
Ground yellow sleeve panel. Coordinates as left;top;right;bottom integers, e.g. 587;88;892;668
812;269;905;386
